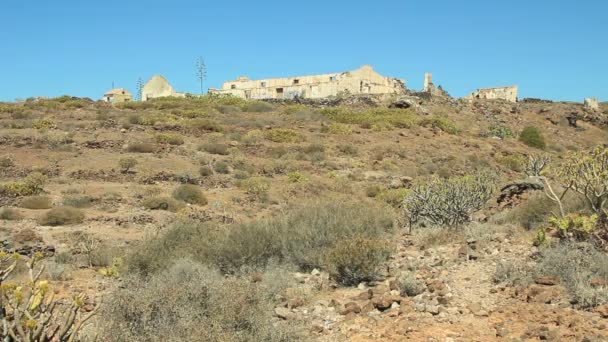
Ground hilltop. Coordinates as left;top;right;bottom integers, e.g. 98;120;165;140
0;94;607;341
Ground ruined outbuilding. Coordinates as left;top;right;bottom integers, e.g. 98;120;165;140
422;73;448;96
102;88;132;104
584;98;599;111
465;86;518;102
209;65;405;100
141;75;186;101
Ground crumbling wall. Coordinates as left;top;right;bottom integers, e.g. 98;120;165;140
584;98;599;111
465;86;518;102
209;65;405;100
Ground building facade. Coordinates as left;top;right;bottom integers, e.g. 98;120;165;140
465;86;518;102
102;88;132;104
209;65;405;100
141;75;186;101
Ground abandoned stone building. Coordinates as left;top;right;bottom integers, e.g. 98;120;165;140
465;86;518;102
209;65;405;100
422;73;448;96
102;88;132;104
584;97;599;111
141;75;186;101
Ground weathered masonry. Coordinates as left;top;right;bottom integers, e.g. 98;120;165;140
102;88;132;104
209;65;406;99
465;86;518;102
141;75;186;101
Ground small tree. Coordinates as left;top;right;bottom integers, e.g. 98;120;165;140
195;56;207;95
118;157;137;173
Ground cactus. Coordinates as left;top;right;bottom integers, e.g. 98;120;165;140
0;252;98;341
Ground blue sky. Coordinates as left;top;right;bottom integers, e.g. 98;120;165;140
0;0;606;102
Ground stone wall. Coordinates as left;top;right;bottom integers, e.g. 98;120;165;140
584;98;599;111
465;86;518;102
209;65;405;99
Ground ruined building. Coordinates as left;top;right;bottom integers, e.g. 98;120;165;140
102;88;132;104
141;75;186;101
422;73;447;96
584;98;599;111
465;86;518;102
209;65;405;100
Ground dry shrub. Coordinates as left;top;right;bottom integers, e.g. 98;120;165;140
172;184;207;205
38;206;84;226
0;208;22;220
127;142;156;153
98;260;298;342
199;143;230;155
142;196;184;212
19;195;53;209
325;236;393;285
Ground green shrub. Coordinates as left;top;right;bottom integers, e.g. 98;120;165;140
127;142;156;153
126;199;394;279
187;118;223;132
337;144;358;156
38;206;84;226
212;161;229;174
155;133;184;145
403;172;494;228
325;123;352;135
325;236;393;286
20;195;53;209
241;101;275;112
419;116;459;134
365;185;382;198
488;125;514;139
265;129;302;143
239;177;271;198
118;157;137;173
0;208;22;220
62;195;96;208
398;271;426;296
321;107;417;130
200;143;230;155
519;126;546;149
199;166;213;177
0;172;47;197
242;129;264;146
378;188;409;208
32;118;56;130
287;171;306;183
142;196;184;212
172;185;207;205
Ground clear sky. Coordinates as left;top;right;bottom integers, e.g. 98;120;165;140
0;0;606;102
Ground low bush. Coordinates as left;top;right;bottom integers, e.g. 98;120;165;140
0;172;47;197
199;166;213;177
118;157;137;173
20;195;53;209
377;188;409;208
265;129;302;143
403;172;494;229
325;236;392;285
213;161;230;174
365;185;382;198
242;129;264;146
200;143;230;155
519;126;546;149
142;196;184;212
0;208;22;220
38;206;84;226
324;123;352;135
155;133;184;145
337;144;358;156
62;195;96;208
239;177;271;199
186;118;223;132
418;116;459;134
99;260;298;342
241;101;275;112
321;107;417;130
126;142;156;153
398;271;426;296
126;200;394;280
172;185;207;205
536;243;608;308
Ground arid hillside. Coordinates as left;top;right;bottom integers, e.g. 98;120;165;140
0;94;607;341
